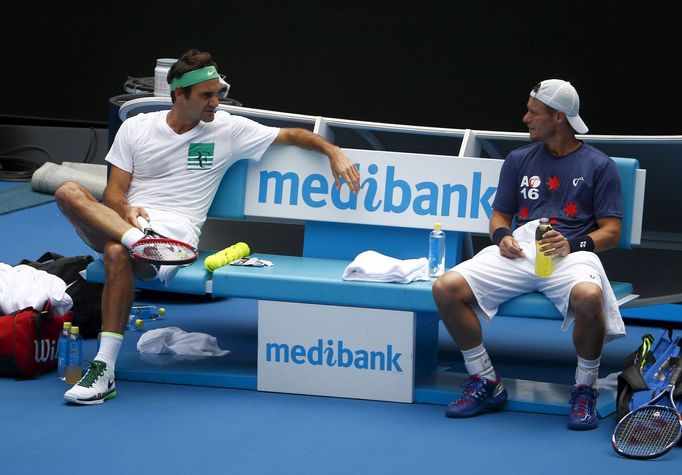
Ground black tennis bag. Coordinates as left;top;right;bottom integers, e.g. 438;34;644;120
617;328;682;420
17;252;102;339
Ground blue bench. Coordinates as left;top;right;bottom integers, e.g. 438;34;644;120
86;155;640;316
86;103;645;413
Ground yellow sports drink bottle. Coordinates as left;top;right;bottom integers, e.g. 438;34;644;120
535;218;553;277
204;242;250;271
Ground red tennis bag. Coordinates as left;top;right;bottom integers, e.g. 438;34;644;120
0;306;72;379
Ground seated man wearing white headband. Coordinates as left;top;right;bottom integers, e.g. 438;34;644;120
55;49;361;405
432;79;624;430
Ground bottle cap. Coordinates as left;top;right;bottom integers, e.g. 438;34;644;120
64;322;72;330
71;326;80;335
434;223;442;230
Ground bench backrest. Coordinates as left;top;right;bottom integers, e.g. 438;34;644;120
205;153;640;263
116;98;642;259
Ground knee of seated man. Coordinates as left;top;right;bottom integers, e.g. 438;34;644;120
571;282;603;316
432;272;468;303
103;243;156;280
103;242;132;268
54;181;83;205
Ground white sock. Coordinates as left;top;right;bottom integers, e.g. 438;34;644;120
121;227;145;249
575;356;600;387
95;332;123;372
461;343;497;381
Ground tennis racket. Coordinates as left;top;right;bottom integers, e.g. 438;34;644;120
129;217;198;265
612;356;682;459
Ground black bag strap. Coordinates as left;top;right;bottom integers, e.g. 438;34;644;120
35;252;65;264
17;251;65;267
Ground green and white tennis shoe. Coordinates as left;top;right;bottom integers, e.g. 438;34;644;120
64;360;116;405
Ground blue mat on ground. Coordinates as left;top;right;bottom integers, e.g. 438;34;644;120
0;182;55;215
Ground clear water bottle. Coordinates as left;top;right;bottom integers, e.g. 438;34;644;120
65;326;83;385
131;305;166;320
535;218;553;277
428;223;446;278
127;305;166;331
127;314;144;331
57;321;72;381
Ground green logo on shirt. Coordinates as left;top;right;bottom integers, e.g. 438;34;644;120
187;143;215;170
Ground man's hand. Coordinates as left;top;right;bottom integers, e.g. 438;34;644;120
122;205;150;229
328;147;360;193
538;229;570;257
498;235;524;259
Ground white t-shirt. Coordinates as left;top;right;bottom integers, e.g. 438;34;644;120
106;110;279;246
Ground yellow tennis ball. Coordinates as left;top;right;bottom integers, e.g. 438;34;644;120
237;242;250;256
134;319;144;329
204;255;220;271
158;307;166;316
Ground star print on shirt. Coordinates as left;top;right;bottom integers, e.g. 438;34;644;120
519;207;529;219
546;175;560;191
564;202;578;217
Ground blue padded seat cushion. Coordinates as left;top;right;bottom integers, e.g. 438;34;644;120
211;253;633;319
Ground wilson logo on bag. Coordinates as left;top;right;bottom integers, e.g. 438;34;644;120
0;306;72;379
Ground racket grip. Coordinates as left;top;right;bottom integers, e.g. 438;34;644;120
204;242;250;271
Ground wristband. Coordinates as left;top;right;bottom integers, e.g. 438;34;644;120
491;227;513;246
568;235;595;253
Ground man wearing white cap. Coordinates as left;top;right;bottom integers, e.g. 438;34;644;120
433;79;623;430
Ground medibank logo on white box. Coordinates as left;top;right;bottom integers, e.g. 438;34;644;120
257;301;415;403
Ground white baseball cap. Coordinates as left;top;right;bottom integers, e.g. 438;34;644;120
530;79;588;134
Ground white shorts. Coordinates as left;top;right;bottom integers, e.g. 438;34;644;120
452;242;603;324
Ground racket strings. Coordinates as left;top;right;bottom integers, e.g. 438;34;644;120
614;408;681;457
132;240;195;262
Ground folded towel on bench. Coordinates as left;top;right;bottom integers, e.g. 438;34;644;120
342;250;429;284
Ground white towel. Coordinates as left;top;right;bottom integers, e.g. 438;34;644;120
342;250;429;284
512;220;625;341
0;263;73;315
137;327;230;356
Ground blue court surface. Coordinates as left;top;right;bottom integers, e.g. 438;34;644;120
1;195;681;474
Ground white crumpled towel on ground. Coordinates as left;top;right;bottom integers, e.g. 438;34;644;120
137;327;230;356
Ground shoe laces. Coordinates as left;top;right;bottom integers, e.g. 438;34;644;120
78;361;107;388
569;385;597;417
458;376;491;403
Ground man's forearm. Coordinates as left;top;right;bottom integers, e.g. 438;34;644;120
278;128;339;156
103;187;130;218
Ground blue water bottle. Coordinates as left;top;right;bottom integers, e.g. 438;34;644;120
428;223;446;278
57;321;72;381
65;326;83;385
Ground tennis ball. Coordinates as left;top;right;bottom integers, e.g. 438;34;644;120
237;242;250;256
158;307;166;316
134;318;144;329
204;255;220;271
